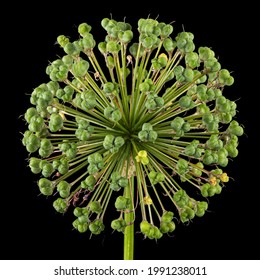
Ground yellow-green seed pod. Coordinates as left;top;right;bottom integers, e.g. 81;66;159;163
78;22;92;36
77;223;88;233
173;189;189;207
118;30;133;43
73;207;84;218
115;196;130;210
161;211;174;223
88;201;102;214
111;218;126;232
141;157;149;165
89;219;105;235
49;113;63;132
140;220;151;235
106;40;120;53
57;35;69;48
101;18;110;29
25;107;38;123
53;198;67;213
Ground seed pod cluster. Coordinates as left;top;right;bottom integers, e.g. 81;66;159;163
22;16;244;241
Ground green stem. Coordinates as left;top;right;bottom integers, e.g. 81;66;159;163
124;172;134;260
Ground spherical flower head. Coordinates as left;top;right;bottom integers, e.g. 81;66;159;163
21;15;244;257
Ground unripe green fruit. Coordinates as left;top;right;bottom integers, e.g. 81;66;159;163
115;196;130;210
88;201;102;214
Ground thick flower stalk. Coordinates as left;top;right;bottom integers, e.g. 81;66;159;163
21;17;244;260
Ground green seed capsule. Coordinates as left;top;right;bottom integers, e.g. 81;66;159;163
89;219;105;235
38;178;53;195
110;182;121;191
78;22;92;36
111;218;126;232
118;30;133;43
201;183;211;197
148;171;164;185
152;227;163;239
161;24;173;38
77;223;88;233
80;90;96;110
72;59;89;77
179;95;193;108
141;35;157;49
225;76;234;86
42;162;54;178
173;189;189;207
167;221;176;232
104;106;122;122
85;175;96;190
58;163;69;176
160;222;170;233
141;157;149;165
53;198;67;213
203;150;215;165
206;135;223;150
183;68;194;82
72;219;79;229
87;164;98;175
88;152;103;164
161;211;174;223
218;156;228;167
28;116;45;133
138;130;153;142
25;107;38;123
148;171;157;184
226;144;238;158
176;158;189;175
106;40;120;53
145;99;156;110
198;47;215;61
185;52;200;68
57;181;71;198
156;173;165;183
81;34;96;49
101;18;110;29
197;201;208;211
203;113;214;125
218;69;230;82
171;117;185;131
215;184;222;194
114;136;125;148
30;167;41;174
103;134;115;150
185;143;196;156
49;113;63;132
40;138;52;151
73;207;84;217
183;39;195;52
140;221;151;235
228;120;244;136
115;196;130;210
78;215;89;224
196;210;205;217
88;201;102;214
29;157;41;170
64;42;77;55
57;35;69;47
163;38;176;52
62;55;74;66
118;177;128;187
28;133;41;146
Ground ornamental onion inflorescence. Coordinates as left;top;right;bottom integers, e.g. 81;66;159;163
22;17;243;245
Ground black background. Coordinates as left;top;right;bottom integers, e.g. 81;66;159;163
3;2;259;260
